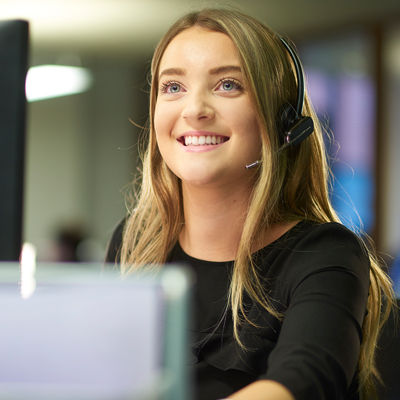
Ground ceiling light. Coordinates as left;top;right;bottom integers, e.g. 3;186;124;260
26;65;93;102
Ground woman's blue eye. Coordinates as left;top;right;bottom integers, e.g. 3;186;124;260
218;79;243;92
160;81;182;93
222;81;234;91
169;84;180;93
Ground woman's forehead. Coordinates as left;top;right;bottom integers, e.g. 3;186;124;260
158;27;241;76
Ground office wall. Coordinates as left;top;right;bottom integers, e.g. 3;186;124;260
23;59;148;260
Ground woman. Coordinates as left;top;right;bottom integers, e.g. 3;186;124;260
106;7;394;400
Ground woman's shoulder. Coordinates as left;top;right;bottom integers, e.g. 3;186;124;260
266;220;371;286
274;220;367;251
288;220;369;255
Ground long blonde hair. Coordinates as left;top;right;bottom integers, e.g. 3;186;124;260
120;7;394;398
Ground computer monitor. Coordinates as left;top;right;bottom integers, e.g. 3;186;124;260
0;262;193;400
0;20;29;261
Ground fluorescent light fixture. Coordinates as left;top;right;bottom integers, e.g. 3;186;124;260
26;65;93;102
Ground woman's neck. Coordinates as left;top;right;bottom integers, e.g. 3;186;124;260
179;182;250;262
178;182;300;262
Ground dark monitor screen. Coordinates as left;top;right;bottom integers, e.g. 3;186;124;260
0;20;29;261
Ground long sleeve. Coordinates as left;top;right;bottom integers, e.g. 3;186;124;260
261;223;370;399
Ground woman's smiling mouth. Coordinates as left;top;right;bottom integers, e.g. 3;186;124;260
179;135;230;146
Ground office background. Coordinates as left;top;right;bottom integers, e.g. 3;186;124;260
1;0;400;264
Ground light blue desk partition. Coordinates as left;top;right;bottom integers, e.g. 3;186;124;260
0;262;193;400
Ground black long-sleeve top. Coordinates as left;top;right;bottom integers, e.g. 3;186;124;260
106;221;370;400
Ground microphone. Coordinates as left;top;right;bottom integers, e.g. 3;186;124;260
245;160;260;170
245;140;296;170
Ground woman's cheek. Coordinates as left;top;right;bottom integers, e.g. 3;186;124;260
154;103;173;140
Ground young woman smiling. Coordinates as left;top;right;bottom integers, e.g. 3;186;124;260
106;7;394;400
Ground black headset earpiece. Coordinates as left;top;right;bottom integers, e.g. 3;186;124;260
277;36;314;148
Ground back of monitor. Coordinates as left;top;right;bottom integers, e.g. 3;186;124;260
0;263;192;400
0;20;29;261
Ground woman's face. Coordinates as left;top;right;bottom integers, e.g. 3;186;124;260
154;27;261;190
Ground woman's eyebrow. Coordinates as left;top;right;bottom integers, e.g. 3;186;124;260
159;65;242;79
159;67;186;78
209;65;241;75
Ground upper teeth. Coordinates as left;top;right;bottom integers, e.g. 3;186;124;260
184;135;223;146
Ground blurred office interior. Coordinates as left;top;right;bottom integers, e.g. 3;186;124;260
1;0;400;269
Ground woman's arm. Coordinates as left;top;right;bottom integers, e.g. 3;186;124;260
229;380;295;400
229;224;370;400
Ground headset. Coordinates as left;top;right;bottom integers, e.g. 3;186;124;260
245;36;314;170
276;35;314;150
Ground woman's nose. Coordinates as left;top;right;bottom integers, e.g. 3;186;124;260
181;91;214;121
